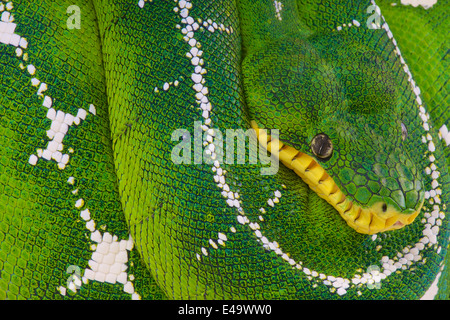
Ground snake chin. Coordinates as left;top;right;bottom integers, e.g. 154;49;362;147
251;121;423;235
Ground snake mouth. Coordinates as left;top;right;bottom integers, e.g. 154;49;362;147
251;121;423;235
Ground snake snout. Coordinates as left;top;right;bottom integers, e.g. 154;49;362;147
363;152;425;233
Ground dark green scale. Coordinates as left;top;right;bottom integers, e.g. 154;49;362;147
0;0;166;299
0;0;449;301
240;0;424;214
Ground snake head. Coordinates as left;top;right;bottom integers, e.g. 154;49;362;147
308;115;425;234
243;33;425;234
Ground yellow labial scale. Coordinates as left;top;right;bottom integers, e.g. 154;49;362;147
291;153;313;172
385;216;399;229
342;205;361;222
319;177;338;197
267;138;283;151
335;198;351;213
327;189;346;206
304;163;326;185
315;186;331;199
251;121;268;147
354;210;372;229
369;213;387;232
278;146;299;165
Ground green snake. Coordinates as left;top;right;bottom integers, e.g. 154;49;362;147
0;0;448;300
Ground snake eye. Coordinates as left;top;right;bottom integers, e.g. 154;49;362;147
401;122;407;141
311;133;333;159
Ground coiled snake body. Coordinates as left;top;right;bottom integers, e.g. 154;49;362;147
0;0;448;299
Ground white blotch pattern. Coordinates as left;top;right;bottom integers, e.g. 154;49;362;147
171;0;286;262
58;177;141;300
138;0;153;9
400;0;437;9
148;0;446;298
336;19;361;31
154;78;182;93
160;0;243;260
420;262;446;299
369;1;445;297
0;3;22;47
175;0;283;260
29;106;96;170
273;1;283;21
439;124;450;147
308;1;447;296
1;1;140;299
0;2;95;170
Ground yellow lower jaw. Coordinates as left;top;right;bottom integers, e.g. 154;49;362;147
251;121;422;235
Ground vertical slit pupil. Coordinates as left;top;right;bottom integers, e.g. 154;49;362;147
311;133;333;159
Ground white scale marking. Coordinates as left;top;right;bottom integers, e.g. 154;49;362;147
273;1;283;21
332;1;446;296
0;1;141;299
439;124;450;147
0;2;96;170
157;0;446;297
162;0;242;259
29;106;96;170
138;0;153;9
336;19;361;31
173;1;284;259
400;0;437;9
58;177;141;299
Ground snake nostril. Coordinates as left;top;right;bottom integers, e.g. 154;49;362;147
382;203;387;212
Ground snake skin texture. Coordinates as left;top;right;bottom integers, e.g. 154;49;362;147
0;0;448;300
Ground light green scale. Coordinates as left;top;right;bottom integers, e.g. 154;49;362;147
0;0;448;300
